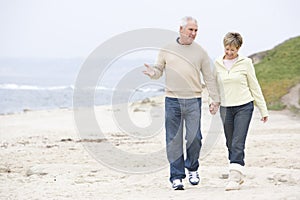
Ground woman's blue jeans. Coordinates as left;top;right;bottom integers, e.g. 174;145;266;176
220;101;254;166
165;97;202;182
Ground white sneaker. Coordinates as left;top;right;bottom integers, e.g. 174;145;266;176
172;179;184;190
188;171;200;185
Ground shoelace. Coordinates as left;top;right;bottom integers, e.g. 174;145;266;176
173;179;182;186
189;171;199;180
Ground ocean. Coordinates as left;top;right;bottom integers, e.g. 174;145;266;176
0;57;164;115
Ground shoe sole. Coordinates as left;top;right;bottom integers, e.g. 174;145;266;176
225;180;244;191
189;181;199;186
189;177;200;185
173;185;184;190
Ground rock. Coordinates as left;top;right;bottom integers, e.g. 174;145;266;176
141;98;151;104
0;165;11;173
281;83;300;109
248;51;268;64
26;166;49;176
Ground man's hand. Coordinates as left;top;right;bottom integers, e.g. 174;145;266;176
143;63;155;77
209;102;220;115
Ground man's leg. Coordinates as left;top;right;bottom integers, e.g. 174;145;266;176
165;97;185;183
184;98;202;185
184;98;202;172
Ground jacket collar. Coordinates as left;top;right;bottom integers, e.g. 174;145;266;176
216;55;247;65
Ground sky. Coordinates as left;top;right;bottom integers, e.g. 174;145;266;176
0;0;299;59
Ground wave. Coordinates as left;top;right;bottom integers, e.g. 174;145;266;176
0;84;74;91
135;87;164;92
0;84;164;115
0;84;165;93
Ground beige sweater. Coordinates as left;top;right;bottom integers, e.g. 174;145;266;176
151;39;219;102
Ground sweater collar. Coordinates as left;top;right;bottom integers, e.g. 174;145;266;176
176;37;194;45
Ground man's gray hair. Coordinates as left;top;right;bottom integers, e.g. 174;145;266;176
180;16;198;27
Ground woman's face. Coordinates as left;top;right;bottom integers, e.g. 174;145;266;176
224;45;239;60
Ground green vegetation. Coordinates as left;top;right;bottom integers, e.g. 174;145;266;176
254;36;300;110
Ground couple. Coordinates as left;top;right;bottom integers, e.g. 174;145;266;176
143;16;269;191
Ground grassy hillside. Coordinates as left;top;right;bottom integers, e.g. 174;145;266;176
253;36;300;110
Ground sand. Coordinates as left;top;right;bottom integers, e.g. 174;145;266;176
0;91;299;199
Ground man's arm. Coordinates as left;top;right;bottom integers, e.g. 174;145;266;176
143;49;165;79
201;55;220;103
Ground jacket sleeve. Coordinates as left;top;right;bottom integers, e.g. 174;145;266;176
246;59;269;117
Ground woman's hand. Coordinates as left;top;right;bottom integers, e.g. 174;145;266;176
261;116;268;123
209;102;220;115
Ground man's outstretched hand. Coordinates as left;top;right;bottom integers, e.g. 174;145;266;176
143;63;155;77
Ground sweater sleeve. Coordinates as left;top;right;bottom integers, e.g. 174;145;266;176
246;59;269;117
208;62;221;105
201;53;220;103
151;49;165;80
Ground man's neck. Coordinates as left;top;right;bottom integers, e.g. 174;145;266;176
177;37;193;45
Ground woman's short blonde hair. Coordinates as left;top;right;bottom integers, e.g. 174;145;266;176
223;32;243;49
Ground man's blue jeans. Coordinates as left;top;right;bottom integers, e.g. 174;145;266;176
165;97;202;182
220;101;254;166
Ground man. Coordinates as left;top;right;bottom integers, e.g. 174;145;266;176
143;16;220;190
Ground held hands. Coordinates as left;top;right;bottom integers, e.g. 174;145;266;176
143;63;155;77
209;102;220;115
261;116;268;123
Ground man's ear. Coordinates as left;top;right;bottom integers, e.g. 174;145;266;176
179;26;183;33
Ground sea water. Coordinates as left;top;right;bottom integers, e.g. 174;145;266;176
0;57;164;114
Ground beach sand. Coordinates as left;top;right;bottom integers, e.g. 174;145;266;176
1;90;300;199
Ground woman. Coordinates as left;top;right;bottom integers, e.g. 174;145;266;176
213;32;269;191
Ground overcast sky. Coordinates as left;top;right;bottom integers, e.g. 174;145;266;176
1;0;299;59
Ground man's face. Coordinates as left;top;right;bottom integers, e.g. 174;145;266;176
179;20;198;45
